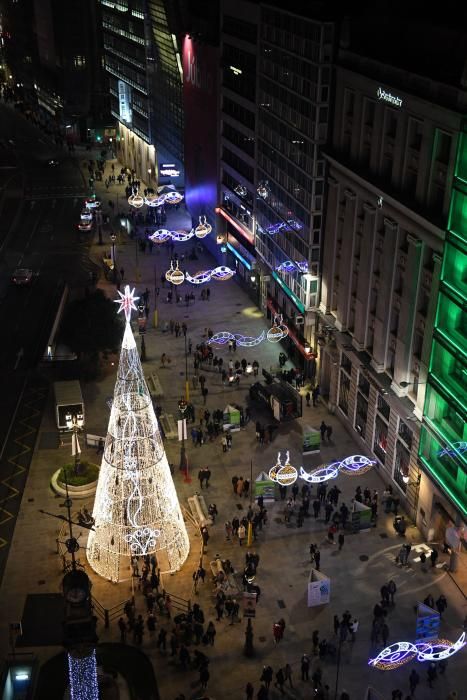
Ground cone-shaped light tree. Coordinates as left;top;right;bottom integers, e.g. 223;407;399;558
87;286;190;582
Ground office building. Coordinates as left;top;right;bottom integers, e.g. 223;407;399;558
101;0;184;185
2;0;107;140
318;13;466;536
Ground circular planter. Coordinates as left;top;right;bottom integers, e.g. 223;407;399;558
51;469;98;499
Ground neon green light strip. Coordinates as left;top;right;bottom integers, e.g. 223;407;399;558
272;271;306;313
419;453;467;516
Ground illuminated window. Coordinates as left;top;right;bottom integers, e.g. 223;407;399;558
74;56;86;68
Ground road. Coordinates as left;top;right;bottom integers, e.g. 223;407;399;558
0;102;95;580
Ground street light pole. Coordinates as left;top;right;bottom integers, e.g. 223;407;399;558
66;413;84;476
178;398;190;483
110;232;117;283
153;261;158;328
184;332;190;402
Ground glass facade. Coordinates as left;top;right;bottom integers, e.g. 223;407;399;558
255;7;332;311
147;0;184;161
419;122;467;518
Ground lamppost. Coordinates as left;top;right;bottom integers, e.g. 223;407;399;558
153;261;158;329
247;458;253;546
183;329;190;402
110;232;117;283
66;413;84;476
178;397;190;483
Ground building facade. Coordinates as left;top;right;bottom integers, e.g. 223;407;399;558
3;0;107;140
101;0;184;185
216;0;259;293
217;1;336;374
319;36;466;537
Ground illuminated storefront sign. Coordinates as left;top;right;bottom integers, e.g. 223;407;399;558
159;163;181;177
377;86;403;107
118;80;132;124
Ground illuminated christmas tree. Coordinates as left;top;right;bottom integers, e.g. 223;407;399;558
86;286;190;582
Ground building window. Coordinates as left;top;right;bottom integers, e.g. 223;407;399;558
393;440;410;492
398;420;413;449
374;415;388;464
358;373;370;397
74;55;86;68
340;353;352;375
355;392;368;439
377;394;390;421
338;371;351;416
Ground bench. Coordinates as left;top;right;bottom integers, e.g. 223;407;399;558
146;372;164;398
86;433;106;448
187;493;212;529
159;413;178;440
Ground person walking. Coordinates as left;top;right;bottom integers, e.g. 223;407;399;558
427;662;437;688
430;548;439;568
301;653;310;680
245;682;254;700
284;663;294;689
237;477;244;497
338;533;345;550
199;664;210;689
326;424;333;441
232;475;239;493
320;421;327;441
388;579;397;605
238;523;246;546
206;621;216;646
261;666;273;690
305;391;311;407
275;668;285;694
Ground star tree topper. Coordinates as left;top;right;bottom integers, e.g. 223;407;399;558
114;285;139;322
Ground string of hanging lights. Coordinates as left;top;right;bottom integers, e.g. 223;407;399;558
128;188;184;208
165;260;236;285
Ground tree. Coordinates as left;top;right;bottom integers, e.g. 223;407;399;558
60;289;123;358
86;286;190;582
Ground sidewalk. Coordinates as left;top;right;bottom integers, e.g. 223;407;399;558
0;153;465;700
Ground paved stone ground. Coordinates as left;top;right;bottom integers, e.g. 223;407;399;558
0;157;465;700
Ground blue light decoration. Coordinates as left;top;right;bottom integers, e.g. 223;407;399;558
368;632;466;671
185;266;236;285
149;223;213;244
437;441;467;458
208;315;288;348
208;330;265;348
68;650;99;700
276;260;297;274
296;260;309;273
299;455;377;484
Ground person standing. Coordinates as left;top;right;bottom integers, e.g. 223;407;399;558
388;579;397;605
301;653;310;680
245;682;254;700
338;533;345;550
320;421;327;441
238;523;246;546
305;391;311;407
198;469;205;489
118;617;127;643
314;549;321;570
